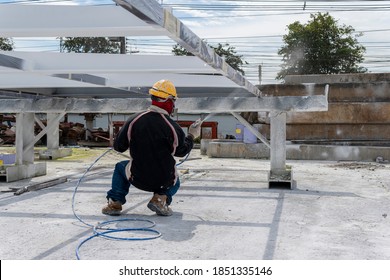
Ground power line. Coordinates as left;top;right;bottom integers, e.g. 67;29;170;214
0;0;73;4
2;0;390;84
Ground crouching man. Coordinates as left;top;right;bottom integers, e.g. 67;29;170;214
102;79;201;216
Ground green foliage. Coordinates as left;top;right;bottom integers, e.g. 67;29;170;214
277;12;366;80
172;44;194;56
0;38;14;51
213;43;248;75
172;42;247;75
60;37;121;53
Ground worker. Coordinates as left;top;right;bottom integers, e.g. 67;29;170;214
102;79;201;216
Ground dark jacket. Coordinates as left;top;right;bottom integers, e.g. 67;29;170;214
114;105;193;192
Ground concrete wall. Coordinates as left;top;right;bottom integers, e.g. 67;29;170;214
205;141;390;162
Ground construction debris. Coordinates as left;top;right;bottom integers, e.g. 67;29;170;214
7;177;68;195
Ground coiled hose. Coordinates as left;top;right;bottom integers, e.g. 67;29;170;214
72;148;161;260
72;148;190;259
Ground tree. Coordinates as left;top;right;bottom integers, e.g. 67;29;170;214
172;44;192;57
277;12;366;80
59;37;122;137
0;38;14;51
60;37;121;53
172;42;247;75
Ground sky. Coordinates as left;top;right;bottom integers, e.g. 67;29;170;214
1;0;390;85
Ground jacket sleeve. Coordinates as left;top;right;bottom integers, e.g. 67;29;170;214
172;121;194;157
113;114;137;152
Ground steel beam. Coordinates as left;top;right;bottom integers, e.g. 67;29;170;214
0;96;328;114
114;0;262;97
231;112;270;148
0;4;166;37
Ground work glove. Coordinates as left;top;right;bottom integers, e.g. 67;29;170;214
188;119;202;139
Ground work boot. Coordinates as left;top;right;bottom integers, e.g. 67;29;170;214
147;194;173;216
102;198;122;216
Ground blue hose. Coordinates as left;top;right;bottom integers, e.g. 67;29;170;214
72;148;190;259
175;151;190;166
72;148;161;260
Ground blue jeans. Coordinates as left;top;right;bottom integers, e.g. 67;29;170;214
106;160;180;205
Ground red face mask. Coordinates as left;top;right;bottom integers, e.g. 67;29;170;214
152;98;175;115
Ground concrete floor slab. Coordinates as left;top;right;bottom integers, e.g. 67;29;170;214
0;148;389;260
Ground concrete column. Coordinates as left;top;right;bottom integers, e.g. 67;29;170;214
14;112;35;164
46;113;60;150
108;113;114;147
38;113;71;160
7;113;47;182
84;113;95;141
15;113;24;165
270;111;286;172
268;111;292;189
22;113;35;164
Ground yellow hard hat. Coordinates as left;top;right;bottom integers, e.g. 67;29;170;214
149;79;177;100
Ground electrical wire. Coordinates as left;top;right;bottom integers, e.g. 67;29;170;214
3;0;390;83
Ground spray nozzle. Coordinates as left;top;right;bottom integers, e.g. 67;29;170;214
191;118;203;128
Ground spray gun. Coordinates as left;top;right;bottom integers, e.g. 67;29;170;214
188;118;202;139
190;113;213;129
188;114;213;139
190;118;203;129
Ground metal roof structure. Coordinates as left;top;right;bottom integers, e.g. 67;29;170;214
0;0;328;185
0;0;327;114
0;51;250;98
0;1;248;113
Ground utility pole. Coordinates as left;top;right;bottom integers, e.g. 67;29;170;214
120;37;126;54
258;65;262;85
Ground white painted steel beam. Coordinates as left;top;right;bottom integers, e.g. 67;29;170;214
0;5;168;37
0;52;220;75
231;112;270;148
0;96;328;114
0;2;330;186
0;72;240;89
0;52;242;89
114;0;262;97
